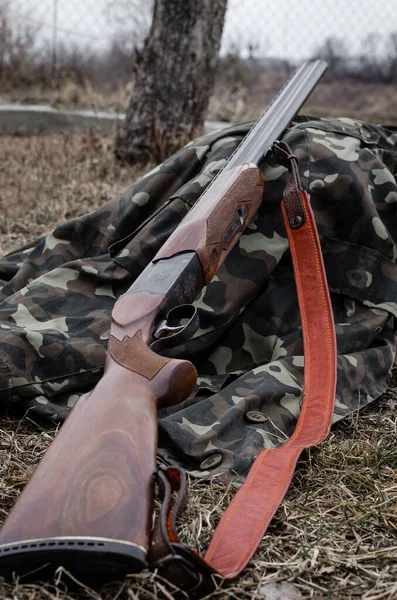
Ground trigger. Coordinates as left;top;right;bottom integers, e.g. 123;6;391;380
151;304;199;353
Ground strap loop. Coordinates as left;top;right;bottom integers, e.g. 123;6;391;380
272;141;307;229
149;466;217;596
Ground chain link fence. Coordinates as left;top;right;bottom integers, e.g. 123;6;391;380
1;0;396;122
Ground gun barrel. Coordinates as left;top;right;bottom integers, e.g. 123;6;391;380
227;60;327;168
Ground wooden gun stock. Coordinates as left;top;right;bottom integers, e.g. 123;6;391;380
0;294;198;581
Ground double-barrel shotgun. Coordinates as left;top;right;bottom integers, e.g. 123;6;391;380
0;60;336;596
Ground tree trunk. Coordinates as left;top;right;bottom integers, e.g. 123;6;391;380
115;0;227;164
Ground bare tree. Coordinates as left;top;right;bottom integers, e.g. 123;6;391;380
115;0;228;164
386;32;397;83
360;32;397;83
106;0;153;56
313;36;348;78
0;0;40;88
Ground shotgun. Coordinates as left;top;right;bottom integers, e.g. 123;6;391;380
0;60;327;584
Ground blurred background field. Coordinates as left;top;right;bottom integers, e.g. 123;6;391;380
1;0;397;124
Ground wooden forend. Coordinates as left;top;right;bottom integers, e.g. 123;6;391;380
155;164;264;282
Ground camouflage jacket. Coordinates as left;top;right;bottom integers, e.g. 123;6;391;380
0;117;397;480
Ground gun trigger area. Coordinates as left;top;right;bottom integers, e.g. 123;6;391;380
150;305;199;353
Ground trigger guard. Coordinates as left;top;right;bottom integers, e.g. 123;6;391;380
150;305;199;353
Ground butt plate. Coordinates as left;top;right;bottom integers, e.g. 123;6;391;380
0;537;146;585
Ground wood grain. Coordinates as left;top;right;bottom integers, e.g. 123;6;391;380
0;292;197;552
155;164;264;282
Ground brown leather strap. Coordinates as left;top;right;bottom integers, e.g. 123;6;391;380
149;143;337;596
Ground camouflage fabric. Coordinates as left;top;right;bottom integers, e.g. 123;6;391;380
0;116;397;480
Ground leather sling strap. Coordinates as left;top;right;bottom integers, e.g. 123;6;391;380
149;142;337;597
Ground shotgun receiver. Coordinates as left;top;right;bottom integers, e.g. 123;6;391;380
0;61;327;584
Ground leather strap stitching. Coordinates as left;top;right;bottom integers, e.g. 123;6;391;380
204;192;336;573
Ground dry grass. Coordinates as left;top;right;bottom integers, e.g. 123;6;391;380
210;76;397;126
0;393;396;599
0;133;396;599
2;81;132;115
4;72;397;126
0;132;146;256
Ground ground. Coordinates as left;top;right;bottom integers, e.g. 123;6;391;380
0;133;396;600
4;74;397;126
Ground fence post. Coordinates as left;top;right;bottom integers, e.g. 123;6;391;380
51;0;58;87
